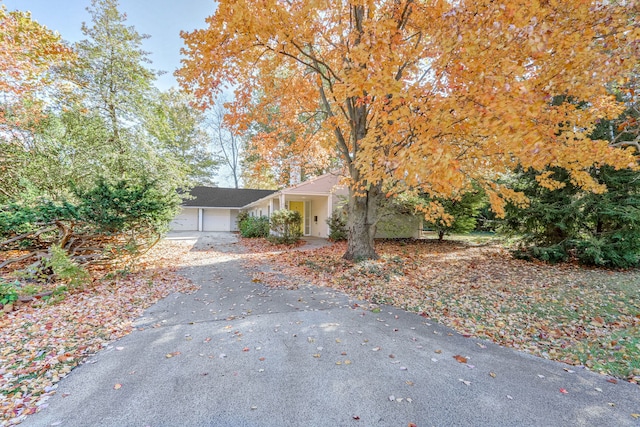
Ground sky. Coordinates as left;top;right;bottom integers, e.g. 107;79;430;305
1;0;217;91
1;0;241;186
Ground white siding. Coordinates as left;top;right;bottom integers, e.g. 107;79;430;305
170;208;199;231
203;209;231;232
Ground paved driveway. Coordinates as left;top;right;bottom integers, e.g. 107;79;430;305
23;234;640;426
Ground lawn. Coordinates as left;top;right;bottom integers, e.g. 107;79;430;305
245;237;640;384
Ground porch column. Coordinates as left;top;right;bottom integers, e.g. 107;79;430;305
327;195;333;237
198;208;203;232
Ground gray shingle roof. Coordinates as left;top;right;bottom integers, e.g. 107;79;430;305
182;187;277;208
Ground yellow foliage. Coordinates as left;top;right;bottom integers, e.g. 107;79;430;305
177;0;639;202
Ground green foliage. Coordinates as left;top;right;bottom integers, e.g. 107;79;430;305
238;215;270;238
146;89;218;186
268;209;302;244
0;200;79;237
0;280;19;306
502;166;640;268
327;209;348;241
423;189;487;241
75;177;181;233
45;245;90;290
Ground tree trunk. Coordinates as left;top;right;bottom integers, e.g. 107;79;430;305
343;184;381;261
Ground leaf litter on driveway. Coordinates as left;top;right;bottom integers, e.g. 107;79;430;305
1;239;198;425
240;238;640;384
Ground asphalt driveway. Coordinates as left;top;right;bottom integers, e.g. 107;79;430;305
23;232;640;426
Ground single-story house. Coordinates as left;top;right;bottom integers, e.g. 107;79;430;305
170;187;276;232
242;173;349;238
170;173;422;238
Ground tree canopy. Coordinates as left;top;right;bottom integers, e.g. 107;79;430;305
188;2;636;259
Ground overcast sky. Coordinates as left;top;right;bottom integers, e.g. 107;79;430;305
2;0;216;91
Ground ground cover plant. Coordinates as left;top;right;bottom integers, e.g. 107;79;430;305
243;238;640;384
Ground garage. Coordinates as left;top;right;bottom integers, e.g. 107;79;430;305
202;209;231;232
169;208;198;231
170;187;277;233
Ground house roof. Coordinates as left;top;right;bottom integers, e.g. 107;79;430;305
182;187;277;208
242;172;347;209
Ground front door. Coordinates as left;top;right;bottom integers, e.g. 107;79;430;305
289;201;304;235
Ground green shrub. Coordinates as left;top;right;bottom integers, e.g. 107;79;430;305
423;188;487;241
238;215;270;238
76;177;180;233
501;166;640;268
45;245;90;290
0;280;19;307
327;209;348;241
268;209;302;244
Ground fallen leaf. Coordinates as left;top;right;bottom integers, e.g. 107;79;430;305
113;383;122;390
606;378;618;384
313;353;321;358
372;347;381;352
243;347;250;352
459;379;471;386
453;355;468;363
559;388;568;394
353;416;360;420
434;349;442;354
631;414;640;419
406;397;413;403
388;395;395;401
489;372;497;378
595;387;602;392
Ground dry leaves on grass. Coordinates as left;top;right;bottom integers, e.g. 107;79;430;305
241;238;640;383
0;240;198;425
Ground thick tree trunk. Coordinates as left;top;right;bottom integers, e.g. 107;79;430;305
343;184;382;261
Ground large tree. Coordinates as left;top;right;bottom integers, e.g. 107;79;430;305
0;6;74;201
178;0;639;260
73;0;155;160
146;89;219;186
208;97;243;188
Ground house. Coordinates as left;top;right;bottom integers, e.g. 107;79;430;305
170;173;422;238
242;173;349;238
170;187;276;232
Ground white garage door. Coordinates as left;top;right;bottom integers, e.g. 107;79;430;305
203;209;231;232
170;208;198;231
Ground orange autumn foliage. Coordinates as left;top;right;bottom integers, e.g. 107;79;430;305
178;0;639;257
0;6;74;130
